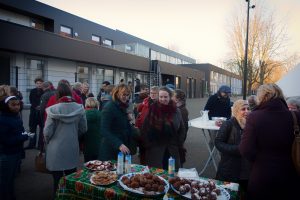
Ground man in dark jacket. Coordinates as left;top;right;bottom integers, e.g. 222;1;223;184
204;85;232;151
204;85;232;120
26;77;44;149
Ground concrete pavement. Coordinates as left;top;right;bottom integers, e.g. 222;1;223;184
15;97;240;200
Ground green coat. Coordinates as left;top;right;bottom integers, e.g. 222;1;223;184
99;101;134;161
84;109;101;157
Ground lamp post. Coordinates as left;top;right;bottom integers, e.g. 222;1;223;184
243;0;255;100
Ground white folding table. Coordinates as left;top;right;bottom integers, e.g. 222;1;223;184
189;117;220;175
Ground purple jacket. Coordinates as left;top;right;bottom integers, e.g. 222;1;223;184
239;98;300;199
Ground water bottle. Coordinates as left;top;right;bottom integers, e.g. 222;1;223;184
125;154;132;173
117;152;124;175
168;157;175;177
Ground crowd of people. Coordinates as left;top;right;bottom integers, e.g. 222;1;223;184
1;78;300;200
0;78;190;199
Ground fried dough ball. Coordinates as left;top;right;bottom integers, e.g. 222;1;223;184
158;185;165;193
144;183;151;191
123;179;130;186
173;181;181;190
151;183;159;192
130;181;139;188
121;176;129;182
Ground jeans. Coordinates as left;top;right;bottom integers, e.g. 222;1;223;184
0;153;21;200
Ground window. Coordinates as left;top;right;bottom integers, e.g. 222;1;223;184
77;66;89;83
103;39;113;47
92;35;100;44
31;19;44;30
60;25;72;37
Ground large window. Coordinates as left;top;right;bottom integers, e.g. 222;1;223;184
104;69;114;84
60;25;72;37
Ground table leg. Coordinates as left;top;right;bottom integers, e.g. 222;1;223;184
199;129;218;175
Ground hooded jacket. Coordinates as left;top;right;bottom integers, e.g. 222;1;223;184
44;102;87;171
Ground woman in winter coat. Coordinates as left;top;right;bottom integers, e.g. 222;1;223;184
99;84;136;161
44;81;87;195
172;89;189;166
0;96;29;200
215;99;251;199
142;86;186;170
83;97;101;162
239;83;300;200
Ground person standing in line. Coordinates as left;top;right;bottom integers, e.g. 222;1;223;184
44;81;87;196
142;86;186;170
27;77;44;149
135;86;159;164
0;96;30;200
215;99;251;199
172;89;189;166
239;84;300;200
83;97;101;162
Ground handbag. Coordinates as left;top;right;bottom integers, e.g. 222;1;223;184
290;111;300;175
35;151;51;174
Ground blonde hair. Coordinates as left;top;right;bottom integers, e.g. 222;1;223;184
111;84;131;101
85;97;99;108
232;99;248;119
0;85;11;101
256;84;285;105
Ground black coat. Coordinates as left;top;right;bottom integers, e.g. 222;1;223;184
215;118;251;182
239;98;300;200
204;93;231;120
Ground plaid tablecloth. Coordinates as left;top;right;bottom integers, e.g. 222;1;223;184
56;164;239;200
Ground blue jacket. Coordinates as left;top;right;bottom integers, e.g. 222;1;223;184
0;112;28;155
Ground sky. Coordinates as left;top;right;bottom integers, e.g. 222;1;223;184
38;0;300;66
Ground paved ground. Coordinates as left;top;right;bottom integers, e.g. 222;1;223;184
15;97;240;200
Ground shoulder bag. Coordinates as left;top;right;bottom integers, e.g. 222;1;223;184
291;111;300;175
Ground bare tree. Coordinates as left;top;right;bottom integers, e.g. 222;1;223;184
225;3;293;93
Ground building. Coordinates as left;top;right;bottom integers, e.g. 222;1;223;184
0;0;207;103
182;64;242;96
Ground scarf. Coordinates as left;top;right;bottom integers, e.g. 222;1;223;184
143;101;177;143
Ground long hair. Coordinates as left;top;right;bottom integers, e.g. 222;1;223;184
56;82;72;100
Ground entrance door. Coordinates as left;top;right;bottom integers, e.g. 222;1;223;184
0;55;10;85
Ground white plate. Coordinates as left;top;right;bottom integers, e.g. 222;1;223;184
90;171;117;186
171;178;230;200
84;160;116;171
118;172;169;197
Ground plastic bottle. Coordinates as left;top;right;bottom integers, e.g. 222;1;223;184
125;154;132;173
117;152;124;175
168;156;175;177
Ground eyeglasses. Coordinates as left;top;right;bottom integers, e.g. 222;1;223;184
241;107;250;111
